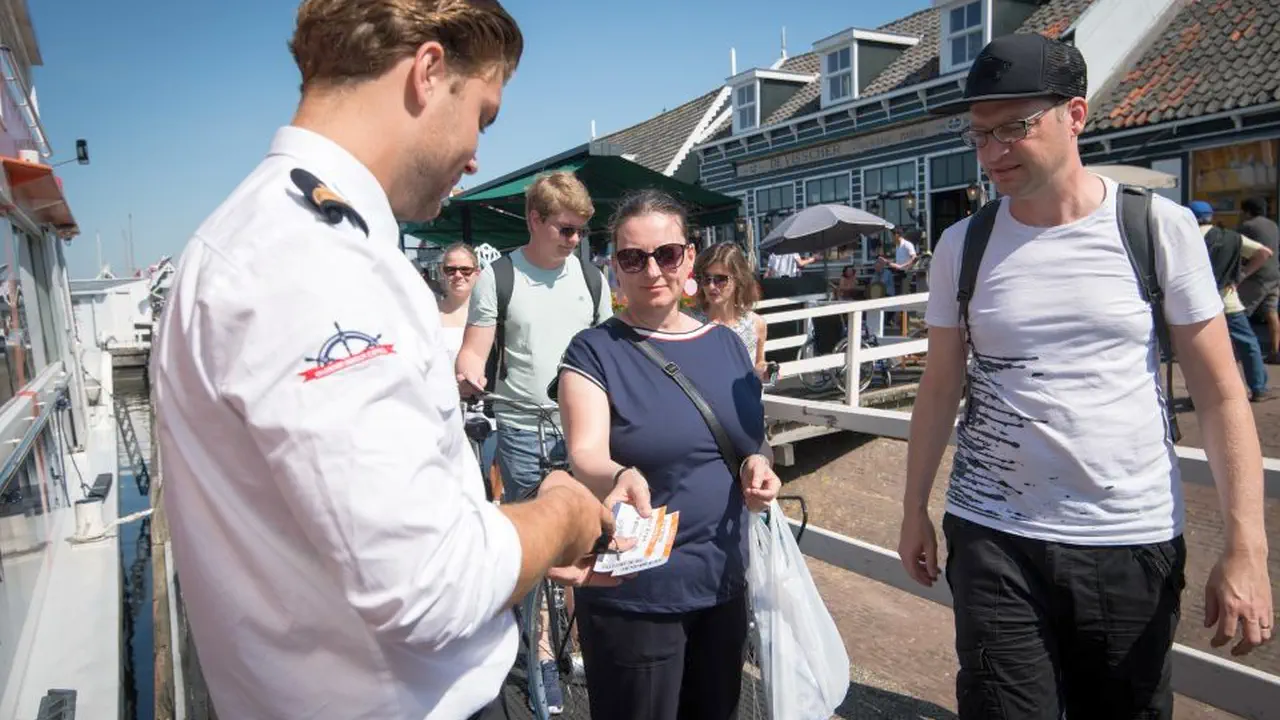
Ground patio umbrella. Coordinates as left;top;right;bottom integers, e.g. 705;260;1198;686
760;204;895;255
1086;164;1178;189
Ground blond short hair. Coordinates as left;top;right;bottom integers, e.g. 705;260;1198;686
525;171;595;221
290;0;523;91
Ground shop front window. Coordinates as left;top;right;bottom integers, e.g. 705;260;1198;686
930;151;978;189
1;230;35;409
806;174;851;206
863;161;919;259
1191;140;1278;228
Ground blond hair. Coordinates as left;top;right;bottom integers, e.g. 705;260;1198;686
290;0;523;91
525;171;594;221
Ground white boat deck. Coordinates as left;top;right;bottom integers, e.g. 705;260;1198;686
2;368;121;720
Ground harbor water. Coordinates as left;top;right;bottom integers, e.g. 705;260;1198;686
116;369;154;720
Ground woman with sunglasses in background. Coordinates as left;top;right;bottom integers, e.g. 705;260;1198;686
691;243;768;379
435;242;480;363
556;189;781;720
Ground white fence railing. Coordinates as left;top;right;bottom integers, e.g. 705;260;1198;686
756;293;928;406
755;290;1280;717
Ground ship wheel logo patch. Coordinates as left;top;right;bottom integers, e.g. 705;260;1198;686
300;322;396;382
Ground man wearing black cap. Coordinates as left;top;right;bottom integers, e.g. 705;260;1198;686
898;32;1273;719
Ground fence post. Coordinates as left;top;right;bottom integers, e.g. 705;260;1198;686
846;309;863;407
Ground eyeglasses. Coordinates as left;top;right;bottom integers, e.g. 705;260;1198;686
550;223;588;240
443;265;477;277
697;273;731;288
615;243;686;274
959;104;1058;149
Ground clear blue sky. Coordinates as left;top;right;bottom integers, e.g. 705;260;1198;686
30;0;926;278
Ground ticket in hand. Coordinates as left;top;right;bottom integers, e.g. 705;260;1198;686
593;503;679;577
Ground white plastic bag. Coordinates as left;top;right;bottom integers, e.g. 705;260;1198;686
747;500;850;719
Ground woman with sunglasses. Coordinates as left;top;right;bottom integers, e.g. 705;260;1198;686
435;242;480;363
691;243;768;379
556;189;781;720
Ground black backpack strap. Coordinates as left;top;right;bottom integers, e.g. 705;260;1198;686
577;252;603;326
607;318;743;476
1115;184;1180;443
492;254;515;380
957;199;1002;340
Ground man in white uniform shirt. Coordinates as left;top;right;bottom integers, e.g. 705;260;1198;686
899;34;1272;719
150;2;616;719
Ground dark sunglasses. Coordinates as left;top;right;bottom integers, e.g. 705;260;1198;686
615;243;686;274
697;273;731;288
443;265;477;277
551;223;589;240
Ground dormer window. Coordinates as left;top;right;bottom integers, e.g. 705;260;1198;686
826;47;852;104
812;28;919;109
943;0;986;72
734;83;757;132
726;67;817;135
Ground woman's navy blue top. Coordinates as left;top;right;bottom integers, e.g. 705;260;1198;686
559;319;766;614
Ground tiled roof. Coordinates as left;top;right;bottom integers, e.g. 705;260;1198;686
708;0;1095;142
858;9;941;97
599;88;725;173
1086;0;1280;133
761;52;823;126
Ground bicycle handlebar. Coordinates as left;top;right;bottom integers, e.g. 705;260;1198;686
475;391;558;414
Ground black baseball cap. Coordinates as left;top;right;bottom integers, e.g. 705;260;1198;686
929;33;1087;115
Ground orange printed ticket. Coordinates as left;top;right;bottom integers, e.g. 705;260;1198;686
593;503;679;576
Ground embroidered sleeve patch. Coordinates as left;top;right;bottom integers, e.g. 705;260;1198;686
300;322;396;382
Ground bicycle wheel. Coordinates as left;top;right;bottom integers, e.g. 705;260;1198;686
516;581;591;719
544;581;590;718
521;585;550;719
796;338;834;393
740;611;770;719
829;339;874;396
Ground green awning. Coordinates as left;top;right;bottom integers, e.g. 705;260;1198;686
402;154;742;250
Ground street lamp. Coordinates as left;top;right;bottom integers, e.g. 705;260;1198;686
966;182;981;203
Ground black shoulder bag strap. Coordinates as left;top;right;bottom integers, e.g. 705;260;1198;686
1115;184;1181;443
606;318;749;475
956;199;1002;340
577;252;603;326
954;199;1001;424
491;254;515;380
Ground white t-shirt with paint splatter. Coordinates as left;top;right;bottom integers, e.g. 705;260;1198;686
924;177;1222;545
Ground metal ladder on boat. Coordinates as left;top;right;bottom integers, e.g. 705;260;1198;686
114;396;151;495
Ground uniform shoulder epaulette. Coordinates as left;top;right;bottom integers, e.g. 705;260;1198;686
290;168;370;237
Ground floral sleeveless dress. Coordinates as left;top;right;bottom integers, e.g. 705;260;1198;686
690;309;759;358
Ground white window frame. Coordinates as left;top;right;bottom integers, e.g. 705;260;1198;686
752;181;796;250
941;0;989;74
923;147;981;193
753;180;796;219
860;158;919;263
822;46;855;107
733;81;759;134
803;170;853;208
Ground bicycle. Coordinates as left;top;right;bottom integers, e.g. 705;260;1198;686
462;391;588;719
796;311;892;396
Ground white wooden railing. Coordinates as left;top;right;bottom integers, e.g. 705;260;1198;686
757;292;929;406
754;290;1280;718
